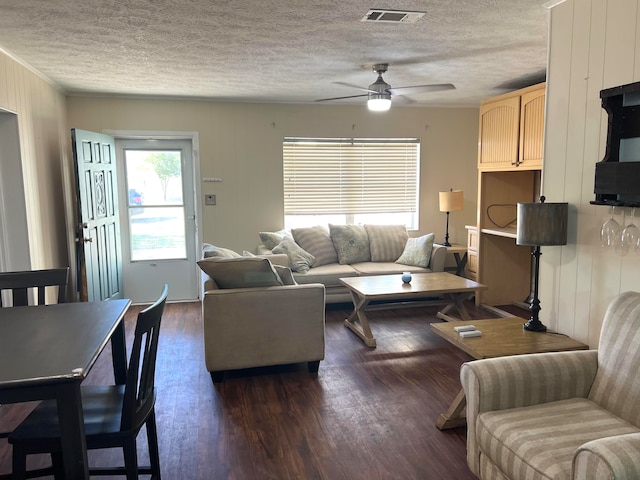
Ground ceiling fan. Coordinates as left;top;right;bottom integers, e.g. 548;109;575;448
315;63;455;111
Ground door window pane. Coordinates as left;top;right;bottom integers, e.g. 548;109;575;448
124;149;186;261
129;206;187;260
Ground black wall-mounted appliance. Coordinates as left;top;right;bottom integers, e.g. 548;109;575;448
592;81;640;207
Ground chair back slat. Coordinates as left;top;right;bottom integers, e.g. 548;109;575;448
121;284;168;430
0;268;69;307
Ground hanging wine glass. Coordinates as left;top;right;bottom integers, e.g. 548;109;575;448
621;207;640;255
614;208;628;255
601;206;621;248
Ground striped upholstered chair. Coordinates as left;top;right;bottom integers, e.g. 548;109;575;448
461;291;640;480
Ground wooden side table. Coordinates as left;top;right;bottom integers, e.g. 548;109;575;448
436;243;468;276
430;317;589;429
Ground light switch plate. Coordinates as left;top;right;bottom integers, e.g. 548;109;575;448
205;194;216;205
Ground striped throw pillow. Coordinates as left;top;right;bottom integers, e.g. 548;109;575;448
365;225;408;262
292;226;338;267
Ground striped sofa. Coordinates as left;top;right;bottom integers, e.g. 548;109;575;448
461;291;640;480
257;225;447;304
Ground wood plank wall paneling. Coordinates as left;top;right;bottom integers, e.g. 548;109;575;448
0;51;71;279
0;55;7;107
545;0;640;348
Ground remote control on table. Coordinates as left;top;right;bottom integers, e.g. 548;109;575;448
453;325;476;332
459;330;482;338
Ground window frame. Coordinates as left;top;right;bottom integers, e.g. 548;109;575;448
283;137;420;229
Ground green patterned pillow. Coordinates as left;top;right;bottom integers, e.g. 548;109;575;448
272;238;315;273
396;233;434;268
329;224;371;265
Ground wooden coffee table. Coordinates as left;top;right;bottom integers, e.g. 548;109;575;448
339;272;487;347
431;317;589;429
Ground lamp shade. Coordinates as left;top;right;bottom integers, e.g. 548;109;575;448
516;201;568;246
439;190;464;212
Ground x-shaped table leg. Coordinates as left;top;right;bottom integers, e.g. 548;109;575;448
344;292;376;347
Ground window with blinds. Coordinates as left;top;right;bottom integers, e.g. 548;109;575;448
283;137;420;229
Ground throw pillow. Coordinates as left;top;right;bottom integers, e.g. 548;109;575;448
196;257;284;289
329;224;371;265
364;224;409;262
273;265;297;285
272;238;315;273
396;233;435;268
291;225;338;267
258;229;292;250
201;243;241;259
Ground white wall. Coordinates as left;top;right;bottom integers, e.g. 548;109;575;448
544;0;640;347
67;97;479;255
1;45;479;297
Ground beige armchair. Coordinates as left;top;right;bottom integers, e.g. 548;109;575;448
461;291;640;480
199;255;325;383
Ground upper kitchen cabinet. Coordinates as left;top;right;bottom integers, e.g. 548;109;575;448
478;83;546;172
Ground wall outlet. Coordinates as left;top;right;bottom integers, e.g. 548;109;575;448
205;194;216;205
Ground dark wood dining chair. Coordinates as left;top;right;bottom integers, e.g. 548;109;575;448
0;267;70;443
0;267;69;307
8;284;168;480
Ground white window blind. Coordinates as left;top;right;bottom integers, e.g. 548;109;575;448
283;138;419;215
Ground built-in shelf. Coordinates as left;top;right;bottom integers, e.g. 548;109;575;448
591;199;640;208
480;226;518;239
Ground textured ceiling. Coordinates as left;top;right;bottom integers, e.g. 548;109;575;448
0;0;550;107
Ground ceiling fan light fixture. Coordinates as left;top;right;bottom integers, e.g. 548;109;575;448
367;93;391;112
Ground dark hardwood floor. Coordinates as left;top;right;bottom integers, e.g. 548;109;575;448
0;299;524;479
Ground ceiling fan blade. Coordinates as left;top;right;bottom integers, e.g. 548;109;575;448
333;81;378;94
388;83;456;95
392;95;416;105
315;93;368;102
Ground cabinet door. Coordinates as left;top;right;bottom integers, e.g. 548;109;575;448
466;227;479;281
478;96;520;171
518;87;545;169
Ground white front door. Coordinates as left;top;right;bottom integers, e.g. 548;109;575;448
115;138;198;303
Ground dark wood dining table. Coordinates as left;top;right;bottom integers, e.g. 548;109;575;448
0;299;131;479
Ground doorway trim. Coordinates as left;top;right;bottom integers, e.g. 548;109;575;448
0;108;30;273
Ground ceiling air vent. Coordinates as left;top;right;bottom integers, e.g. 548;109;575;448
361;9;426;24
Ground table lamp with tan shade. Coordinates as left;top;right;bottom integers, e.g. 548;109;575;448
439;189;464;246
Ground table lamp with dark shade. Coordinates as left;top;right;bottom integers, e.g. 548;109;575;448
516;196;568;332
439;189;464;247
